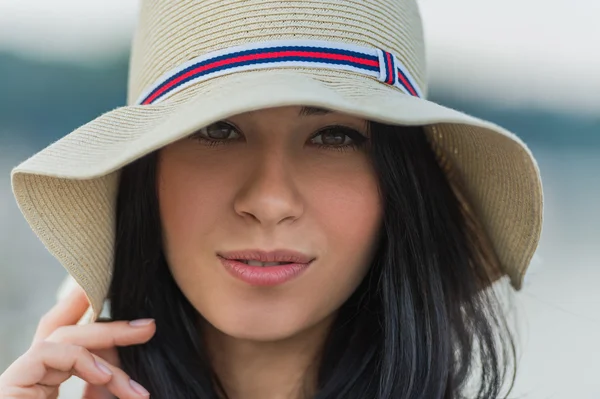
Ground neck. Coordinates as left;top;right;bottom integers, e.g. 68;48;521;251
203;316;334;399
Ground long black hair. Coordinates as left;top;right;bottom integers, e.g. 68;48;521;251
109;122;516;398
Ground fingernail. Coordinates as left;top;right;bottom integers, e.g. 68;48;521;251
129;378;150;396
95;359;113;375
129;318;155;326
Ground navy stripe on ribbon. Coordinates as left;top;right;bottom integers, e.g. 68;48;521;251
141;46;380;105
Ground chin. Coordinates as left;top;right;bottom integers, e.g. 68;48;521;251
203;302;324;342
224;313;309;342
220;324;300;342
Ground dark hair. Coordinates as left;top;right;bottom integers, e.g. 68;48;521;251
109;122;516;398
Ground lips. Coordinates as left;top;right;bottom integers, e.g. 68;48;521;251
217;249;315;286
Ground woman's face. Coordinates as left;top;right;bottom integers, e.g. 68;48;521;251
157;106;382;341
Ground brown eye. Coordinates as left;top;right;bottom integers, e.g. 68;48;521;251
192;121;241;141
321;130;346;145
310;126;368;147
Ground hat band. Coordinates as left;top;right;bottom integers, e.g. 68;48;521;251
135;39;423;105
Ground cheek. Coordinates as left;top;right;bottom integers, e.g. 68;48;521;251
301;162;383;306
157;146;235;257
156;146;237;323
158;165;205;256
311;174;382;249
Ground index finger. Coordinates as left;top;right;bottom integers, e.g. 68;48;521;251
33;283;91;342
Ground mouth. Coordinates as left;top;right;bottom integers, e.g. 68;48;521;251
235;260;296;267
217;249;315;286
217;249;315;264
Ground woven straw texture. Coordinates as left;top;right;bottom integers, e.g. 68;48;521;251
11;0;542;322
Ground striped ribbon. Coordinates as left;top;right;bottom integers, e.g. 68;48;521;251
136;40;423;105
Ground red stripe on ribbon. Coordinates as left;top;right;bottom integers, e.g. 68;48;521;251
143;50;379;104
397;71;417;96
385;52;394;85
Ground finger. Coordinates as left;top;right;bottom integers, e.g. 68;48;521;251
33;284;91;342
31;368;72;387
45;319;156;350
77;359;149;399
82;382;116;399
91;347;121;369
83;348;120;399
0;341;113;389
1;342;149;399
43;353;147;399
41;348;121;399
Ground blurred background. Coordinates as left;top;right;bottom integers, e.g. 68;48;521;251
0;0;598;397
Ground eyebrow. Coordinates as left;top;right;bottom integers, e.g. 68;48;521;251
298;106;332;116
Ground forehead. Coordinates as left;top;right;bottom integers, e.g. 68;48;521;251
224;106;370;135
233;105;363;120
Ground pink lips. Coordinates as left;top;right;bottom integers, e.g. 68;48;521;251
217;249;315;286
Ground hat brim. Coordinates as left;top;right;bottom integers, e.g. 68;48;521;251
11;69;543;321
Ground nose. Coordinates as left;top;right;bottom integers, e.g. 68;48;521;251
233;150;304;226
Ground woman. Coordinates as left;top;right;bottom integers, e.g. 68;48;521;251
0;0;543;398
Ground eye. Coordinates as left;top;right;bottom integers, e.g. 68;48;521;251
189;121;241;143
309;126;368;150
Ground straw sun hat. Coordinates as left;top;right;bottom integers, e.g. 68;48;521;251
11;0;543;322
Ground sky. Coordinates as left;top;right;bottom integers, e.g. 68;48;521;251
419;0;600;115
0;0;598;116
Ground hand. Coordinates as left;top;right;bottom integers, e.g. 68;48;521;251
0;284;156;399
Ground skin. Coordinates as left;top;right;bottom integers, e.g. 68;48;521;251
0;285;156;399
157;106;383;398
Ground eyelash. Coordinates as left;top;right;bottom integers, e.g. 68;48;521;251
188;122;369;152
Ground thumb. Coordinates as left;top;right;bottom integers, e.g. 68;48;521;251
82;382;115;399
90;347;121;369
81;347;120;399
